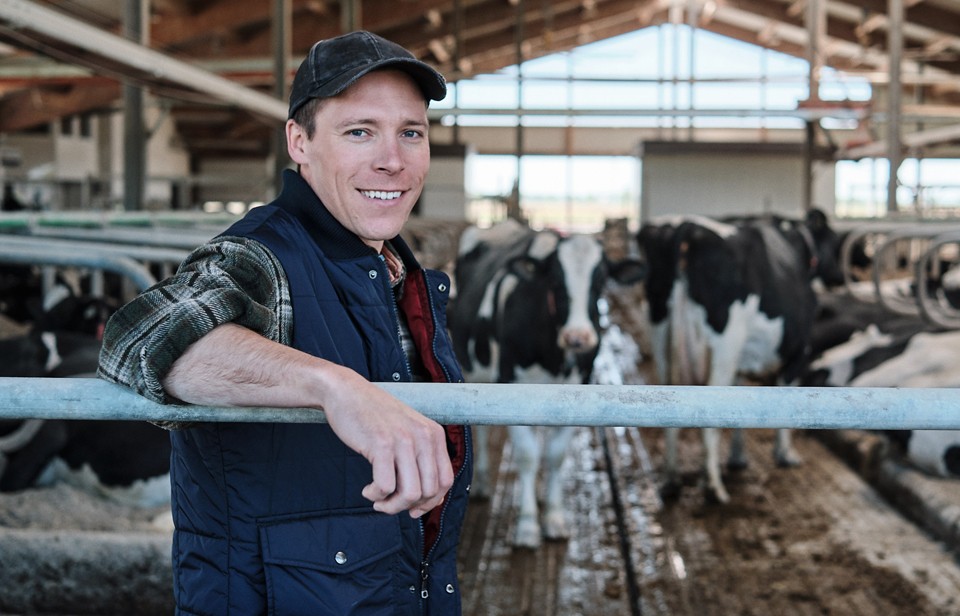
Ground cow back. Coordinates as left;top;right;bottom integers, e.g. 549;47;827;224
639;215;820;385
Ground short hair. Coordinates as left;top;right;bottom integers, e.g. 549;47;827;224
291;97;324;139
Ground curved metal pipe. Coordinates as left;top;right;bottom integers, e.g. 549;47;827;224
915;231;960;329
0;245;156;291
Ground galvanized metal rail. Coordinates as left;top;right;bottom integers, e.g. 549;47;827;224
0;244;157;292
1;235;190;267
1;378;958;430
25;225;218;250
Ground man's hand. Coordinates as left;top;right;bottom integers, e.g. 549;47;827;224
321;368;454;517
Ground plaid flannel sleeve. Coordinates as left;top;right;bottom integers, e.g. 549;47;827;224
96;235;292;409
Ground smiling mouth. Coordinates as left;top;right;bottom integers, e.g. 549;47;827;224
360;190;402;200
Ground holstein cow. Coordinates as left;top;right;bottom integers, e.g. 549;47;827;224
0;285;171;506
637;210;841;504
802;295;960;479
802;292;932;388
0;419;172;506
448;219;643;548
811;328;960;479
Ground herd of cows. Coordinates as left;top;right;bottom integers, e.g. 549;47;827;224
2;209;960;549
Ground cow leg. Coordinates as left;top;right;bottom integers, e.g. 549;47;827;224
507;425;542;549
703;427;730;504
541;426;574;541
774;428;802;467
728;428;749;470
661;427;683;499
471;425;491;500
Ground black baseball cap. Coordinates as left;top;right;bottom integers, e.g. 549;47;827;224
287;30;447;119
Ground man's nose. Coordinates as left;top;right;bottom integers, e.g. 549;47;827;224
375;137;404;172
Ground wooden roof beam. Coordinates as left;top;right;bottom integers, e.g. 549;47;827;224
0;80;119;131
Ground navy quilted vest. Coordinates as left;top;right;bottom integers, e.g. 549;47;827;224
169;170;471;616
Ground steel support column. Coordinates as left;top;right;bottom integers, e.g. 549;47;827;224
513;0;525;223
272;0;291;195
122;0;147;212
803;0;826;212
340;0;361;33
887;0;904;214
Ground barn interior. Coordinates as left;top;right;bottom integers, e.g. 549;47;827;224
3;1;960;615
1;0;959;223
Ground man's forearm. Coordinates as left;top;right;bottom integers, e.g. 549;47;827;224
162;322;332;409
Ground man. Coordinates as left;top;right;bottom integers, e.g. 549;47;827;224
98;31;471;615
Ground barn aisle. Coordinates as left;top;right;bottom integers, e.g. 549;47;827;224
456;422;960;616
458;425;634;616
619;426;960;615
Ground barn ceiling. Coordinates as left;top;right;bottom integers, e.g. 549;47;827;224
1;0;960;161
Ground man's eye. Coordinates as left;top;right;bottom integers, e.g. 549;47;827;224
348;129;367;137
403;130;423;139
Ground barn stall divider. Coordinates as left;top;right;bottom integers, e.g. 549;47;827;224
840;221;960;329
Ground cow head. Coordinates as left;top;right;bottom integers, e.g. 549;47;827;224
803;208;846;288
506;232;644;354
31;285;117;340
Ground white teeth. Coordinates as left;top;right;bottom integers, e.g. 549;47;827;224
361;190;402;200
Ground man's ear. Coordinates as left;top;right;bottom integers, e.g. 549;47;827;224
286;119;309;165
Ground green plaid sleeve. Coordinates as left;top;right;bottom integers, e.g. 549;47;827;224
97;236;292;407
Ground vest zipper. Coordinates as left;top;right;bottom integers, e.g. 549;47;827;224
379;254;413;380
389;266;468;611
419;558;430;600
422;271;455;384
418;429;471;610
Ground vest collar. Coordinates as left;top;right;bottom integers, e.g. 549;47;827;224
276;169;370;260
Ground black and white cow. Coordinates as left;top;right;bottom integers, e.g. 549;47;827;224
0;280;116;378
802;294;960;479
449;219;643;548
0;285;171;506
0;419;172;506
802;292;932;388
637;210;841;504
810;327;960;478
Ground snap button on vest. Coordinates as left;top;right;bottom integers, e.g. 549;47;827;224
368;270;378;279
446;583;455;594
335;551;347;565
392;372;401;381
438;283;447;293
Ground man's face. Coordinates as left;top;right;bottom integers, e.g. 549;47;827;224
286;70;431;252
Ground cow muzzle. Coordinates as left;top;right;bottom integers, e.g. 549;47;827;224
558;327;599;352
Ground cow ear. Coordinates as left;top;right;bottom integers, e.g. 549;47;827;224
506;255;540;281
608;258;647;286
